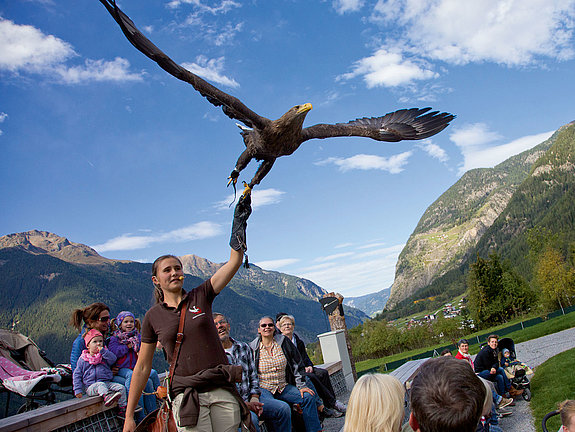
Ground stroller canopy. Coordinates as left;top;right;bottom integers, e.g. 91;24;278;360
0;329;53;371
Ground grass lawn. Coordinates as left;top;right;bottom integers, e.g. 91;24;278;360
530;347;575;432
356;310;575;373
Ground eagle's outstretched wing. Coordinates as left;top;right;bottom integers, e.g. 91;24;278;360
99;0;268;130
301;108;455;143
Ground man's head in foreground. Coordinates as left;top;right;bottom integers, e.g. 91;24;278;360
409;356;486;432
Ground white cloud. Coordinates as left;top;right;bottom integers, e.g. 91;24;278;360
0;18;75;71
314;252;355;263
0;112;7;136
254;258;300;270
296;244;404;296
344;0;575;88
333;0;364;14
317;151;413;173
357;241;387;249
417;140;448;163
168;0;241;14
182;56;239;87
0;18;142;83
371;0;575;65
338;48;438;87
451;123;554;175
55;58;142;84
214;188;286;211
93;221;222;252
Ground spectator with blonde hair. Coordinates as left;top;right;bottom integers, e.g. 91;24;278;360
559;400;575;432
344;373;404;432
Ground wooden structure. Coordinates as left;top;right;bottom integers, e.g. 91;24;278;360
322;292;357;382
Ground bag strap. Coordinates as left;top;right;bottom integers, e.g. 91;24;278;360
168;295;188;383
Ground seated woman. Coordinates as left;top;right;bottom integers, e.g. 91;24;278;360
344;373;404;432
277;313;346;416
250;316;322;432
70;302;111;372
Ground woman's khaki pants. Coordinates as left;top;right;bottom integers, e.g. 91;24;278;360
172;388;241;432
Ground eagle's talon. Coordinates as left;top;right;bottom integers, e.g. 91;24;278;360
227;169;240;187
242;182;252;196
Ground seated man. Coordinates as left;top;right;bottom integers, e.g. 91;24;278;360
276;313;346;417
213;313;291;432
473;335;512;397
250;316;322;432
455;338;514;422
409;356;486;432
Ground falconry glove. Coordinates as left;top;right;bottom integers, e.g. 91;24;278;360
230;194;252;266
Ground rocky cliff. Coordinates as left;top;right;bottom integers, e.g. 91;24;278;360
386;132;557;308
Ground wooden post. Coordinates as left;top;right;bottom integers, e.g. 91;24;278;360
323;292;357;381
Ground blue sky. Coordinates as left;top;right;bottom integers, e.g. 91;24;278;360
1;0;574;298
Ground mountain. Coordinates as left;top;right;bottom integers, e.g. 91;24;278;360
383;121;575;315
473;121;575;275
385;131;557;308
0;231;368;366
344;287;391;317
0;230;125;265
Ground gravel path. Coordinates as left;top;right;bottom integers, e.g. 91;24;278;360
323;325;575;432
498;326;575;432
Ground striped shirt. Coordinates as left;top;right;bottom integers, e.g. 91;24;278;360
258;339;287;393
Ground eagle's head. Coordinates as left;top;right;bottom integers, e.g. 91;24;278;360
274;103;313;134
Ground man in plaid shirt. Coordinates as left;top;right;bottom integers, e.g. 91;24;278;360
214;313;291;432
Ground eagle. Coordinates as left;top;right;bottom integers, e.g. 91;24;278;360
99;0;455;196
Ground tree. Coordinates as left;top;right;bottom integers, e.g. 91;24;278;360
534;246;575;311
467;252;535;328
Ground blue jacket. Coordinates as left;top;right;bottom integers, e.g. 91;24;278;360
70;333;86;372
72;348;117;395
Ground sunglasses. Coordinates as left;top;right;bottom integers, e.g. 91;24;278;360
97;316;110;323
260;323;275;328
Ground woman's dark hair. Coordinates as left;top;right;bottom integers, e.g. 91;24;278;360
151;254;183;304
69;302;110;332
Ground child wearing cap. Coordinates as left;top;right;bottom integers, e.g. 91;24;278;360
72;329;127;412
109;311;160;420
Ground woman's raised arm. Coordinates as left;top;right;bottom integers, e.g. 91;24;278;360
211;194;252;294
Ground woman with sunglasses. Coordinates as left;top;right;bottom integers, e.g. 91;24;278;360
70;302;111;371
249;316;322;432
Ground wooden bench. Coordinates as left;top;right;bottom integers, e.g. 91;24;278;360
0;363;345;432
0;395;122;432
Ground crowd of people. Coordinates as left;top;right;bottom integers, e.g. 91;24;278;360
67;193;572;432
68;194;346;432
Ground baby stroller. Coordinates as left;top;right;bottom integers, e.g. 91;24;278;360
542;409;560;432
0;329;72;417
498;337;532;401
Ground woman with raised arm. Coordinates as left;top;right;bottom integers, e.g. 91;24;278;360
122;195;254;432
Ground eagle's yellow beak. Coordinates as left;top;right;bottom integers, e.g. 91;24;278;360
297;103;313;114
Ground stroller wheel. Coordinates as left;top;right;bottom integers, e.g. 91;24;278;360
522;388;532;401
17;400;39;414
